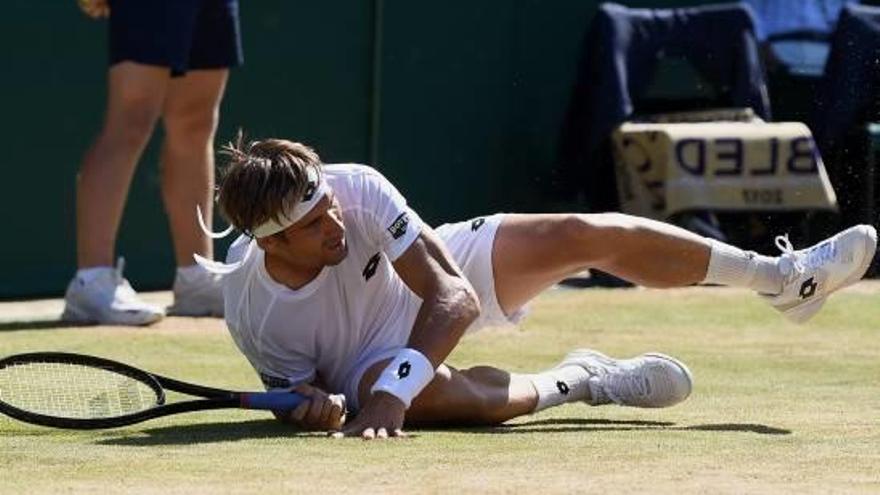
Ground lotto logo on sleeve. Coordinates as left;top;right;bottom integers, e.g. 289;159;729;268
387;212;410;240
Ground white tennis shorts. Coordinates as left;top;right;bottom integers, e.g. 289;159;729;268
435;213;527;331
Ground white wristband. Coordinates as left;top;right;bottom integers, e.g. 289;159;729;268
370;348;435;408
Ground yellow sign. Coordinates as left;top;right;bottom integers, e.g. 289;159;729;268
612;121;838;219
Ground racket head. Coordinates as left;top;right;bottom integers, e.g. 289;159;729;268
0;352;165;429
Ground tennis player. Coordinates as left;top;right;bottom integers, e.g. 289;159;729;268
200;135;877;439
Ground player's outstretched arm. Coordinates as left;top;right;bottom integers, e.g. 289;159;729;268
340;228;481;440
274;382;346;433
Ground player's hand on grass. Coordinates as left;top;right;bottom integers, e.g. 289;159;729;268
335;391;406;440
77;0;109;19
285;383;346;432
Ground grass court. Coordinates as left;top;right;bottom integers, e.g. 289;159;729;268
1;285;878;494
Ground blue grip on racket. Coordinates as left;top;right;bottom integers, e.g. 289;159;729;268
240;392;306;410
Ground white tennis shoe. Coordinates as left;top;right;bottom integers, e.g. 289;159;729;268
763;225;877;323
557;349;693;408
168;268;224;317
62;258;164;326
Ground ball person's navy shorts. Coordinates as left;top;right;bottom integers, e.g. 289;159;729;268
108;0;243;77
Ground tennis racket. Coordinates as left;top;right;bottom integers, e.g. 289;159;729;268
0;352;306;430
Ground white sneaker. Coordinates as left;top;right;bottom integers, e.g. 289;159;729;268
61;258;165;326
168;268;224;317
763;225;877;323
557;349;692;408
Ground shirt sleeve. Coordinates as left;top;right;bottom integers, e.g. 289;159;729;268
356;168;424;261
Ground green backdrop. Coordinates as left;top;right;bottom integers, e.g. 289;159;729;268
0;0;722;299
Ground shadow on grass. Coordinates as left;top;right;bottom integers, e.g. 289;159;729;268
416;418;791;436
0;319;81;332
95;417;790;446
96;419;324;446
681;423;790;435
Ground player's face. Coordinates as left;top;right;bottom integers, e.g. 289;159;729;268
279;192;348;267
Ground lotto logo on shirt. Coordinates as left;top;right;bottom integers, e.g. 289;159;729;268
387;212;409;240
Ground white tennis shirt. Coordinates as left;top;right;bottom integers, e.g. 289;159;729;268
222;164;425;393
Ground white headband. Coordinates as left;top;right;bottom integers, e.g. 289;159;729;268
192;167;329;275
251;170;329;238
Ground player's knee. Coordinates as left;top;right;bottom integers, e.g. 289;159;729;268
458;279;482;326
543;213;644;269
549;213;630;249
579;213;646;244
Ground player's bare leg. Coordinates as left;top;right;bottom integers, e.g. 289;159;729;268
358;352;692;428
161;69;229;317
491;213;876;323
361;363;537;426
492;213;713;315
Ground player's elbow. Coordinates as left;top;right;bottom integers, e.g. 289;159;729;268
450;276;481;329
464;283;481;325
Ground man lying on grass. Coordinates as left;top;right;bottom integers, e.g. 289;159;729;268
197;134;877;439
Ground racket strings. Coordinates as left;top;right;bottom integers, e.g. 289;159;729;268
0;361;159;419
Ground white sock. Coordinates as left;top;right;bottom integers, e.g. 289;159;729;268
75;266;113;284
176;264;207;283
525;366;594;412
702;239;783;294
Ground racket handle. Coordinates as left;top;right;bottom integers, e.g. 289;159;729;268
240;392;307;411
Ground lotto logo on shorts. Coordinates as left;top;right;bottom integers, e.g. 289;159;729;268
387;212;409;240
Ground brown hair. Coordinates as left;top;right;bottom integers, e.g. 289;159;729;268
217;131;323;236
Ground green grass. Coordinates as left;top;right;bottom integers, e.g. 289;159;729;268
1;286;879;494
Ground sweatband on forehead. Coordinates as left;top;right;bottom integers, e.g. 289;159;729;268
251;169;330;238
